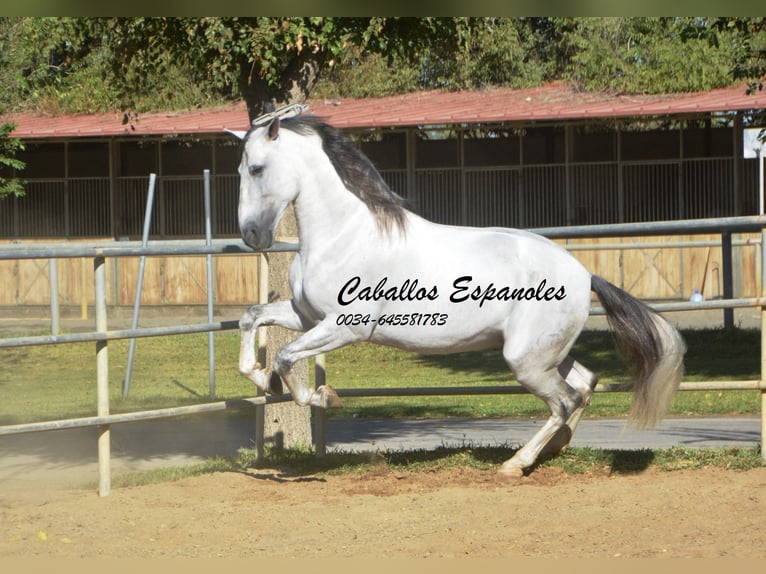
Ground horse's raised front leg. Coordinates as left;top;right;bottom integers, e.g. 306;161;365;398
238;301;305;395
272;317;361;409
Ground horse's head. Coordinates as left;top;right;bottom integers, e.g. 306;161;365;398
230;117;296;251
229;102;407;250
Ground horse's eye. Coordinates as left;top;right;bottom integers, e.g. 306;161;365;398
249;165;264;177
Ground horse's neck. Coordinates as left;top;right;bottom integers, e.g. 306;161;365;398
293;172;377;255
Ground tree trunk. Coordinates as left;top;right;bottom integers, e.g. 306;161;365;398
241;61;324;453
241;52;324;120
261;204;313;451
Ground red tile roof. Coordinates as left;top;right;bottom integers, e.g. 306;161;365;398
4;81;765;139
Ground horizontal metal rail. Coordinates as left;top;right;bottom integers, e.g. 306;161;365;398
333;380;764;398
596;297;766;315
565;237;761;251
0;320;241;349
3;214;766;261
0;396;276;436
531;214;766;239
0;239;298;260
2;380;761;438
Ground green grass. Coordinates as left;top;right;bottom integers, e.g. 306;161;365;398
0;332;253;425
0;328;762;425
105;443;764;490
320;328;762;419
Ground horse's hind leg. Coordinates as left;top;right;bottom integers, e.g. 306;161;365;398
538;357;598;458
499;374;583;478
560;357;598;429
499;348;588;478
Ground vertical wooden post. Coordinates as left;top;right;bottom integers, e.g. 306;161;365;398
80;257;88;319
95;256;111;496
721;231;734;329
203;170;216;399
313;353;327;457
49;258;59;335
761;226;766;462
254;252;268;463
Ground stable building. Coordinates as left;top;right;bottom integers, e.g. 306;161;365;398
2;81;765;311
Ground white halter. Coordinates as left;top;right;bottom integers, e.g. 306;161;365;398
250;103;309;128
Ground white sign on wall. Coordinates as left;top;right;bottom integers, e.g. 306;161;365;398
743;127;764;159
744;128;765;214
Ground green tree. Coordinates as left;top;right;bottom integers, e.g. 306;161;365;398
0;17;227;115
105;17;485;121
692;18;766;94
0;18;114;114
550;17;739;94
3;17;764;117
420;18;550;90
0;122;25;200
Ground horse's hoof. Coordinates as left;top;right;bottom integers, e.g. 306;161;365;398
496;466;524;480
317;385;342;408
246;369;270;394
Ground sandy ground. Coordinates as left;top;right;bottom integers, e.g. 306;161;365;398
1;464;765;559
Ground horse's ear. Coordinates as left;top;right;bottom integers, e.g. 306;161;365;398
268;118;280;141
224;128;247;140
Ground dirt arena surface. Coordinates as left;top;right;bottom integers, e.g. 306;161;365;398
1;464;764;558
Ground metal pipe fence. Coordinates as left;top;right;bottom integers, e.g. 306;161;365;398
1;215;765;496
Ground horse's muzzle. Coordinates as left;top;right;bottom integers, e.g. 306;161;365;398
241;223;274;251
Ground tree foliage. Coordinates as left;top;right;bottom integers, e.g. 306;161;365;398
0;122;25;200
0;17;764;119
105;17;356;119
552;17;740;94
694;17;766;95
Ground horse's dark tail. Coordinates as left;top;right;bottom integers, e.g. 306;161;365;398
591;275;686;428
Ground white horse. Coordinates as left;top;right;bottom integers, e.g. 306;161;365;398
230;106;686;477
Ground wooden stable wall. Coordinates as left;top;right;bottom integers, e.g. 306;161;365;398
0;233;759;312
0;239;261;310
561;232;760;302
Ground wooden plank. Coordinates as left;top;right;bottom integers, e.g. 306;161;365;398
117;256;164;305
16;258;50;305
164;255;208;304
0;259;16;304
215;255;260;304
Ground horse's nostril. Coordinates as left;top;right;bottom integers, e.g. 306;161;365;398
244;227;258;248
241;223;273;250
240;221;260;248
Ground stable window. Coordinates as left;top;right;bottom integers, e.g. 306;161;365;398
162;139;213;176
69;141;110;177
464;131;521;167
621;128;680;161
522;126;565;165
120;140;157;176
361;131;407;170
18;142;65;178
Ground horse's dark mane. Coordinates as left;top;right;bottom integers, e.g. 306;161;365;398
281;115;408;234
